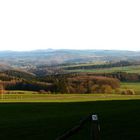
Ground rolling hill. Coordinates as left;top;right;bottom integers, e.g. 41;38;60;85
0;49;140;67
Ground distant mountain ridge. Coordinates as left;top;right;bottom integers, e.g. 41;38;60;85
0;49;140;70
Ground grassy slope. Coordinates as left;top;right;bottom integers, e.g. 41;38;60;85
66;65;140;74
0;100;140;140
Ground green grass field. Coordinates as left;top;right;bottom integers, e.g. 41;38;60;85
1;93;140;102
0;82;140;140
1;82;140;103
66;65;140;74
0;99;140;140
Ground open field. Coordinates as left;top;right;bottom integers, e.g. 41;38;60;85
0;82;140;140
61;62;105;68
0;82;140;102
66;65;140;74
0;99;140;140
1;93;140;102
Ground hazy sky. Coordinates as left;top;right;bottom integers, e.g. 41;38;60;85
0;0;140;51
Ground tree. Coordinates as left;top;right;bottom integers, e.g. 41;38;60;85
100;85;113;93
0;84;4;94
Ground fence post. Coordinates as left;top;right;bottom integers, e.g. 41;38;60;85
91;114;100;140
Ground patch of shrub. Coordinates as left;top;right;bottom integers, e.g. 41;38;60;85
121;89;135;95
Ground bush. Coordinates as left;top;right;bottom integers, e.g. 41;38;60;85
115;88;121;94
121;89;135;95
39;90;46;94
101;85;113;93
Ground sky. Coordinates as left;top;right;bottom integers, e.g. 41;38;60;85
0;0;140;51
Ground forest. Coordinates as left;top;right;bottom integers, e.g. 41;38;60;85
0;69;138;94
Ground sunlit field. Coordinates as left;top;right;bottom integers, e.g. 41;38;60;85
0;82;140;140
66;65;140;74
0;82;140;102
1;93;140;102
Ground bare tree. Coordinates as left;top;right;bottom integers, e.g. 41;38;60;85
0;83;4;99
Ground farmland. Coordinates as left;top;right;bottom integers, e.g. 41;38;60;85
0;96;140;140
0;82;140;140
0;62;140;140
1;93;140;102
65;65;140;74
0;50;140;139
0;81;140;140
0;81;140;102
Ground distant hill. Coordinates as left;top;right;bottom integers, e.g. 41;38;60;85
0;63;13;71
0;49;140;77
0;49;140;66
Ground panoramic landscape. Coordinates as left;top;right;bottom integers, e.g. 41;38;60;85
0;49;140;139
1;0;140;139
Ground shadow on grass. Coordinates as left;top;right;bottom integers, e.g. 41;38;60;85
0;100;140;140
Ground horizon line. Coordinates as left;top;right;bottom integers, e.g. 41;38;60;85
0;48;139;52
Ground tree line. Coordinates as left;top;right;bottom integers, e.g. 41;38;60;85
1;70;139;94
0;74;120;94
64;61;135;70
87;72;140;82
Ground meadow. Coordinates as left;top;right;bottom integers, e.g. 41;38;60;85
0;99;140;140
0;82;140;140
1;93;140;102
1;82;140;102
66;65;140;74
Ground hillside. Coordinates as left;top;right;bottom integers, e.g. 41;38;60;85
0;49;140;68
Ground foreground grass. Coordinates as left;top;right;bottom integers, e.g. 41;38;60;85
0;92;140;139
0;100;140;140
